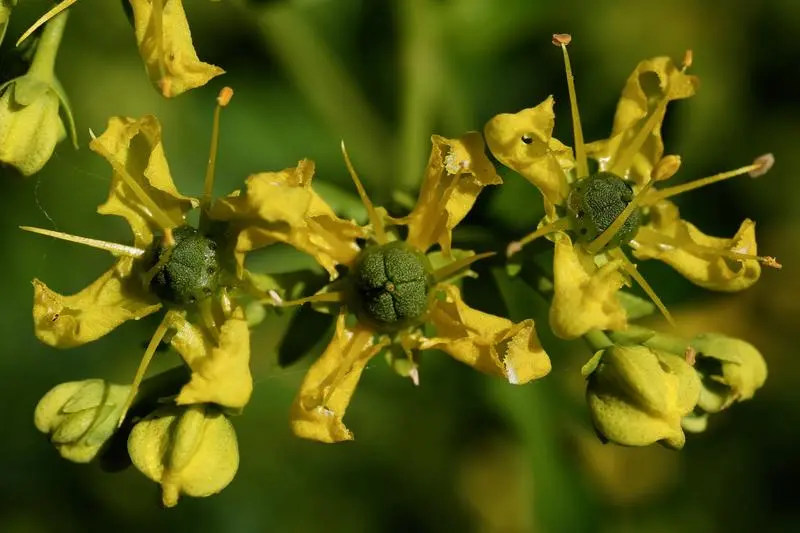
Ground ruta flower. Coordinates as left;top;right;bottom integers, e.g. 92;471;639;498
16;0;223;98
484;34;780;339
222;133;551;442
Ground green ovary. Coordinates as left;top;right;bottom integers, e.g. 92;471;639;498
352;242;432;331
147;226;221;305
567;172;642;250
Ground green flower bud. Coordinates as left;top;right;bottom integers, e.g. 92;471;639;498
128;404;239;507
34;379;131;463
567;172;641;250
350;242;433;331
0;10;76;176
691;333;767;414
586;345;700;449
145;226;221;305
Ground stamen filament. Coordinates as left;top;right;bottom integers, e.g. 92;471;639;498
89;142;179;231
635;227;782;269
341;141;387;245
507;217;572;257
117;311;177;427
433;252;495;283
646;163;764;204
608;248;675;326
19;226;145;258
554;34;588;178
198;298;220;343
200;87;234;227
266;290;345;307
585;180;657;256
610;99;668;177
16;0;78;47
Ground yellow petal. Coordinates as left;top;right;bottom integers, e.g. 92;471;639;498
169;308;253;411
586;57;699;185
484;96;574;216
90;115;197;247
399;133;502;253
549;234;627;339
32;257;161;348
423;284;550;384
209;159;365;279
290;314;385;442
128;404;239;507
632;200;761;291
129;0;224;97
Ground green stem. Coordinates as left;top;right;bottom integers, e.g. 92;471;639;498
610;325;690;355
28;10;68;81
583;329;613;351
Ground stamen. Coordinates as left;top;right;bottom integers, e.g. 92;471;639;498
585;180;657;256
341;141;387;244
636;227;782;270
200;87;234;226
749;153;774;178
15;0;78;47
553;34;589;178
89;142;179;231
608;248;675;326
265;290;345;308
507;217;572;257
647;158;768;204
142;227;176;287
19;226;145;258
610;98;668;177
197;298;220;343
117;311;177;427
432;251;495;283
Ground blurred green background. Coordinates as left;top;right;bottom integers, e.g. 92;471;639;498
2;0;799;532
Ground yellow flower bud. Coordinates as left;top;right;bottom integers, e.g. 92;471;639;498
128;404;239;507
586;345;700;449
34;379;131;463
691;333;767;413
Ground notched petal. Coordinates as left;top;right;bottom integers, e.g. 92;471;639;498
632;201;761;291
129;0;225;97
549;234;627;339
399;132;502;253
209;159;365;279
484;96;574;215
170;308;253;411
33;258;161;348
90;115;197;247
423;285;550;384
290;315;385;443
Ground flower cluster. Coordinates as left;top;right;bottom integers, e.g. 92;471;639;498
1;0;222;177
23;30;779;507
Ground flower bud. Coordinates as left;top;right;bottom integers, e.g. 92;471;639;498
586;345;700;449
128;404;239;507
34;379;131;463
691;333;767;414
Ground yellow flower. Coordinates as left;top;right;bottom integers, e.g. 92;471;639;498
484;34;779;339
25;91;262;431
260;134;551;442
129;0;225;97
128;404;239;507
34;379;131;463
18;0;223;98
0;10;76;176
585;345;700;449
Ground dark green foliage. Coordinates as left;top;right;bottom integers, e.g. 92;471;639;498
351;242;432;331
146;226;221;305
567;172;641;249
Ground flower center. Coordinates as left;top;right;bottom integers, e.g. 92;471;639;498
567;172;642;251
146;226;221;305
351;242;432;331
